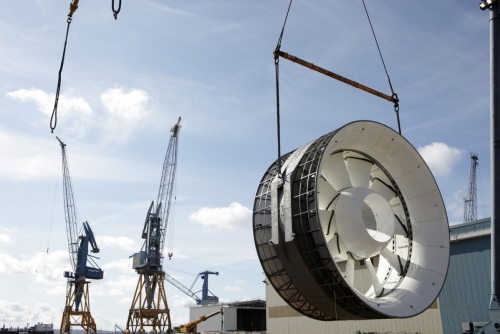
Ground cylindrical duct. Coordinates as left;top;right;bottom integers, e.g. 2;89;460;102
253;121;449;320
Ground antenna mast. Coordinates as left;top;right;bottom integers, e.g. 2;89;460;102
464;153;479;223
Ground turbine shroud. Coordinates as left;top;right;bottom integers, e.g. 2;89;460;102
253;121;450;320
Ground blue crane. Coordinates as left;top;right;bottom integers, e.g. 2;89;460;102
126;117;181;334
56;137;103;334
164;270;219;305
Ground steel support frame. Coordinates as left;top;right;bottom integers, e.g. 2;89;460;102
60;280;96;334
126;272;172;334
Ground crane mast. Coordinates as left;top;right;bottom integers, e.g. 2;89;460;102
464;153;479;223
56;137;103;334
126;117;181;334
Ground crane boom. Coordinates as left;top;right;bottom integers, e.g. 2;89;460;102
164;273;202;304
177;308;223;333
156;116;181;262
56;136;79;272
164;271;219;305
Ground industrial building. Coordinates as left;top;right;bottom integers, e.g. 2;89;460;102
265;218;492;334
189;300;266;333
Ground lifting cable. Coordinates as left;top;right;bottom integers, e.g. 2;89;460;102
50;0;121;133
274;0;293;177
361;0;401;134
50;0;77;134
112;0;122;20
273;0;402;143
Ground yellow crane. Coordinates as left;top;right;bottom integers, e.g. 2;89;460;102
176;308;223;333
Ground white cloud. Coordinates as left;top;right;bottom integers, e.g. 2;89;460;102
0;250;68;285
0;300;60;324
96;236;138;252
172;294;197;309
418;142;464;177
223;285;242;292
101;88;151;144
446;190;466;225
6;88;92;139
43;285;66;296
171;313;189;328
0;128;60;181
6;87;152;144
108;289;125;296
0;233;11;243
102;274;137;295
117;296;132;305
0;127;156;182
100;258;132;273
1;226;18;233
189;202;251;229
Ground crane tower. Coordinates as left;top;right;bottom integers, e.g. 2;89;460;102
126;117;181;334
57;137;103;334
464;153;479;223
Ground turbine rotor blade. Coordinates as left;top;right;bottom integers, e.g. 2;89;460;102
323;153;351;190
318;176;339;210
370;178;396;201
346;157;373;188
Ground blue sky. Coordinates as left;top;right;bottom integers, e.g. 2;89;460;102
0;0;492;330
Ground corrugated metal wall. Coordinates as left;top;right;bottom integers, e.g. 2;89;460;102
439;235;491;334
266;284;443;334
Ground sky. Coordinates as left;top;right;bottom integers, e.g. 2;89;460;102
0;0;493;330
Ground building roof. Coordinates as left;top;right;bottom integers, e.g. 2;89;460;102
227;299;266;308
449;217;491;242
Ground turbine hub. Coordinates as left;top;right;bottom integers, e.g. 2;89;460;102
335;188;395;259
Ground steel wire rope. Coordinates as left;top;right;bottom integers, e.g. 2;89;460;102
112;0;122;20
361;0;401;134
167;138;179;261
274;0;293;177
167;182;177;260
50;18;72;134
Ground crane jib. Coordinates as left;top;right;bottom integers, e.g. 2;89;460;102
56;137;103;281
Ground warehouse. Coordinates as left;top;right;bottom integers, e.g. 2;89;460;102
189;299;266;333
